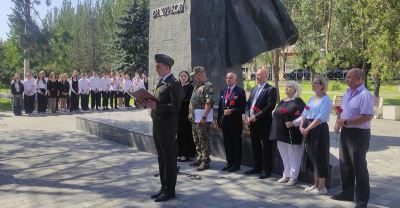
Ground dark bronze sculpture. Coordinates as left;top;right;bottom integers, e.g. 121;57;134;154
225;0;298;66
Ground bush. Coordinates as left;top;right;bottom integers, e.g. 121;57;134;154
244;80;256;91
330;80;342;91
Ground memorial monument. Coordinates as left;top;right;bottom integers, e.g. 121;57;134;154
148;0;298;95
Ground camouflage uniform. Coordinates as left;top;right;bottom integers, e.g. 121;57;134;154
189;81;215;164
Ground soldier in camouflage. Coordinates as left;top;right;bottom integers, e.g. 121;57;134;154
189;66;215;171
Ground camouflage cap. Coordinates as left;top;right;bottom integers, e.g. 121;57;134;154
190;66;206;76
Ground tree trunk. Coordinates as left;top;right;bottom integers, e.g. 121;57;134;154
273;49;280;102
362;39;369;89
374;76;380;97
325;0;333;53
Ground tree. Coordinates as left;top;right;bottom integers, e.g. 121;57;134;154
113;0;149;72
353;0;400;96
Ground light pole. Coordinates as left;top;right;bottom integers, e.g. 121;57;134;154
23;0;31;79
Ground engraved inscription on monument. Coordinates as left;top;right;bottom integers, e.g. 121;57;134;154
152;2;185;19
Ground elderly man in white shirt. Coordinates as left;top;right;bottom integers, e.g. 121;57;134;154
89;70;101;110
23;72;36;114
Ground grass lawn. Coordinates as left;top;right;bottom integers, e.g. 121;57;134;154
0;88;12;111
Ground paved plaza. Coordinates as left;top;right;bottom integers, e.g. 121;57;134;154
0;110;399;208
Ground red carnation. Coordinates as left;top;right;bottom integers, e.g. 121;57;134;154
229;100;236;106
279;107;289;114
334;106;343;114
294;110;301;116
252;106;260;113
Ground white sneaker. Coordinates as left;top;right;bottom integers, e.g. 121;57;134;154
286;179;297;186
308;187;328;195
277;177;290;183
304;185;316;192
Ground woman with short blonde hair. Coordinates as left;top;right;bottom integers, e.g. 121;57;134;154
300;76;331;195
270;81;305;185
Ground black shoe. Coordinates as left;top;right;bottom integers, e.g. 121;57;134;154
222;165;231;171
151;188;165;199
244;169;261;175
197;162;209;171
355;201;368;208
259;172;271;179
228;166;240;172
155;192;175;202
331;193;353;202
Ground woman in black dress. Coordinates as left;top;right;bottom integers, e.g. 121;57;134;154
36;71;47;114
177;71;196;162
70;72;80;112
10;73;24;116
270;81;305;185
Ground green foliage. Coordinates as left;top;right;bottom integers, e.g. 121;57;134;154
113;0;149;72
243;80;256;91
0;0;149;86
329;80;342;91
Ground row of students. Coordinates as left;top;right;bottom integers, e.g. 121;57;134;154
10;70;148;115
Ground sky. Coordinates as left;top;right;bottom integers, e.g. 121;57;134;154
0;0;80;41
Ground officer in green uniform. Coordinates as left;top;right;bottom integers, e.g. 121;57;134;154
189;66;215;171
142;54;182;202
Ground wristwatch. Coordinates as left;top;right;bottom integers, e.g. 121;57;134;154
344;120;348;126
202;116;207;120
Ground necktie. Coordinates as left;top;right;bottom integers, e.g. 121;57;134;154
225;88;231;101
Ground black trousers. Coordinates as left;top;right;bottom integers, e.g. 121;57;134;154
306;122;330;178
124;92;131;107
153;119;178;193
70;93;79;111
340;127;370;204
80;94;89;111
222;123;243;168
110;91;117;108
102;91;110;108
24;94;35;113
90;91;101;109
177;118;196;158
249;122;274;173
37;93;47;113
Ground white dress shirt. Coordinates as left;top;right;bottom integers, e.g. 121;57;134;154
132;77;145;92
79;78;90;94
89;76;101;91
23;78;36;96
101;77;111;92
123;79;133;92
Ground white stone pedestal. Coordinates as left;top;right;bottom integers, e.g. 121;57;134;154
383;105;400;120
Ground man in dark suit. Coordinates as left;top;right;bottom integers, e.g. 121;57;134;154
245;68;277;179
217;72;246;172
141;54;182;202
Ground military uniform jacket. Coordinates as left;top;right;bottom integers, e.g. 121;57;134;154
189;81;215;122
151;74;182;122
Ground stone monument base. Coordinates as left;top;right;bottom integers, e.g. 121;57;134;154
76;109;340;188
